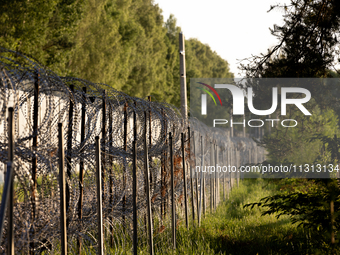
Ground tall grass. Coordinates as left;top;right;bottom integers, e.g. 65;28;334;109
138;178;315;255
48;178;322;254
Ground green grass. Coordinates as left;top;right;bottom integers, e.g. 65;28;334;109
190;179;313;255
139;178;315;255
37;178;323;254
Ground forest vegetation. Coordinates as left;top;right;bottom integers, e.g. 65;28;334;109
0;0;233;108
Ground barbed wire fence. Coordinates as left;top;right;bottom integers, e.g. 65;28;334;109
0;47;265;254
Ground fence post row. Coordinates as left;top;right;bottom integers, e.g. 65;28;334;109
0;84;261;254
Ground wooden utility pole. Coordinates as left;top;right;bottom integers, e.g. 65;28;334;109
179;32;187;119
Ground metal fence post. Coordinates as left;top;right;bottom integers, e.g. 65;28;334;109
58;123;67;255
161;109;167;221
210;141;213;213
109;104;114;247
236;150;240;188
66;85;74;215
0;108;15;254
101;90;106;199
215;143;218;208
78;87;86;254
222;149;225;201
144;112;154;255
132;104;138;255
148;96;153;195
202;136;206;218
179;32;187;119
169;132;176;249
8;107;14;255
181;133;189;229
188;127;195;223
123;102;128;227
132;139;138;255
31;72;39;254
95;136;104;255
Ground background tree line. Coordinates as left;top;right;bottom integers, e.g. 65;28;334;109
0;0;233;107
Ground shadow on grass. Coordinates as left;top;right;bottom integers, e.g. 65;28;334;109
200;213;313;255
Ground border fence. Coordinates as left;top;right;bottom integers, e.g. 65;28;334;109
0;47;265;254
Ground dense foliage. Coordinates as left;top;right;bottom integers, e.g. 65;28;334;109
241;0;340;79
0;0;233;107
241;0;340;251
